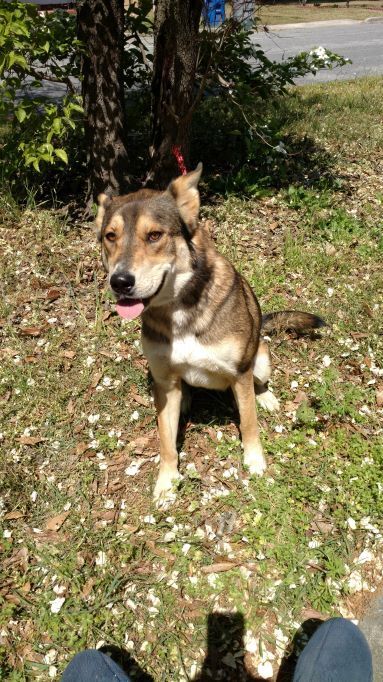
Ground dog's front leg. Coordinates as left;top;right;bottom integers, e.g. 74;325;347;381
152;377;182;503
232;369;267;476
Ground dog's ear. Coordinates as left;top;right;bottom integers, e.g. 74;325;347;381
168;162;203;235
95;193;111;241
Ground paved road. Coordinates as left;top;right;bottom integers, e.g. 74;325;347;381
16;20;382;101
251;21;383;83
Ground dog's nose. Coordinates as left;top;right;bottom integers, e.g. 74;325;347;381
110;272;135;294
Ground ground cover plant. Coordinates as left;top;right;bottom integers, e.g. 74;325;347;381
1;76;383;680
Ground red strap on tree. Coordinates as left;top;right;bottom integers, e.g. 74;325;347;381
171;145;187;175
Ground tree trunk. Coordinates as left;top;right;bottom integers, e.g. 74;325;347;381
147;0;203;189
77;0;129;206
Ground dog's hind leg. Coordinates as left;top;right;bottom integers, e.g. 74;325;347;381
232;368;267;476
253;341;280;413
152;377;182;505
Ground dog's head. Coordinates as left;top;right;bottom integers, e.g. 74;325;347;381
96;164;202;319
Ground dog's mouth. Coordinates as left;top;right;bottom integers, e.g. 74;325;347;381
115;271;168;320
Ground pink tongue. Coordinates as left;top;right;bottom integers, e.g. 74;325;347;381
115;299;144;320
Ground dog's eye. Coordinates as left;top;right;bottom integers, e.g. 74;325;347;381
147;231;163;243
105;232;116;242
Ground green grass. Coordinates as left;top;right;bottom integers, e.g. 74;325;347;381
1;77;383;680
257;0;383;25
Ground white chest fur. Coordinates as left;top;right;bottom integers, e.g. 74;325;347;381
169;335;238;389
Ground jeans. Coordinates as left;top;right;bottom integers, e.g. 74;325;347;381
61;618;373;681
293;618;373;682
61;649;131;681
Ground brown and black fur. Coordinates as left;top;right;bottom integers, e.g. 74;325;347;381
96;164;325;502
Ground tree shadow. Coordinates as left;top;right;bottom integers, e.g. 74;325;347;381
194;612;264;681
99;615;327;681
101;613;265;681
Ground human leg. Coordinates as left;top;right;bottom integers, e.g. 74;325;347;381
293;617;373;682
61;649;131;682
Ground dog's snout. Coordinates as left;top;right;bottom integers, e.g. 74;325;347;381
110;272;135;294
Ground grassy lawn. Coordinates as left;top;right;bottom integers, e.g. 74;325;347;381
257;0;383;25
1;76;383;681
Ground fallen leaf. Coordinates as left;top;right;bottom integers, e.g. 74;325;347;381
4;511;24;520
75;442;89;456
62;350;76;359
131;392;149;407
24;355;38;363
4;594;20;605
293;390;308;405
200;562;240;574
67;399;75;415
81;577;96;599
18;436;46;446
46;288;62;301
19;326;46;337
44;511;70;532
376;388;383;407
91;371;103;389
301;607;327;621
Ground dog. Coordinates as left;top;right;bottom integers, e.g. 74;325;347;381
96;164;325;503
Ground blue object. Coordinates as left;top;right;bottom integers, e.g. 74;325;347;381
204;0;225;27
293;618;373;681
61;650;131;681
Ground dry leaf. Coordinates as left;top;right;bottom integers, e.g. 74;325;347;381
293;390;308;405
81;577;96;599
131;392;149;407
91;371;102;388
200;562;239;574
44;511;70;532
376;388;383;407
19;326;45;337
67;399;75;415
301;607;326;621
24;355;38;363
4;511;24;520
75;442;89;456
18;436;46;446
46;288;62;301
62;350;76;359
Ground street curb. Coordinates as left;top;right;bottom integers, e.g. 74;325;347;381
264;16;383;30
364;15;383;22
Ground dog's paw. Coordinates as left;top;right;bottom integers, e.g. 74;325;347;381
244;447;267;476
256;389;280;413
153;470;181;508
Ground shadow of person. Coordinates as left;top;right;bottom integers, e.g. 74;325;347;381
276;617;325;681
99;644;154;682
194;612;263;681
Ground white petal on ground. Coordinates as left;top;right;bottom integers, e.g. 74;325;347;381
257;661;273;679
95;551;107;567
125;458;145;476
49;597;65;614
355;549;374;565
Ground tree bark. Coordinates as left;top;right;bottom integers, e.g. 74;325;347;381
77;0;129;206
148;0;203;189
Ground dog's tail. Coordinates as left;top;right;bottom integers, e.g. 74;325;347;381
261;310;326;336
